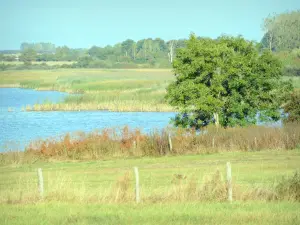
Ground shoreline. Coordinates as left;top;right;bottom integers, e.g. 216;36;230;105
24;102;175;112
1;86;175;112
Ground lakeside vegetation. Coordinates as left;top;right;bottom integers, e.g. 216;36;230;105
1;124;299;163
0;69;175;111
0;69;299;112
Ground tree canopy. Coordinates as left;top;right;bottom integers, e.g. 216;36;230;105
20;48;37;64
166;34;292;129
261;10;300;51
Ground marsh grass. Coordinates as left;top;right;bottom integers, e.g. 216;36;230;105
29;101;174;112
0;69;174;111
2;69;298;111
7;124;297;162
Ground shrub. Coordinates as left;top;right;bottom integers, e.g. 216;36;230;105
276;171;300;201
283;91;300;123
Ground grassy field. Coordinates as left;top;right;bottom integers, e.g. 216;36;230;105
0;69;299;112
1;61;75;66
0;150;299;224
0;69;175;111
1;202;299;225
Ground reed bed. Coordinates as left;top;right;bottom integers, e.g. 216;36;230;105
2;69;298;113
26;101;174;112
0;69;175;111
1;123;297;163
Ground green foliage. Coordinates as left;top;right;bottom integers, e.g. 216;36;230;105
20;48;37;64
283;91;300;123
166;34;292;128
20;42;56;53
274;51;300;77
1;38;188;69
276;171;300;201
261;10;300;51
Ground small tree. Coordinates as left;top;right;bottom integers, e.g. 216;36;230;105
20;48;37;64
166;34;292;129
283;91;300;123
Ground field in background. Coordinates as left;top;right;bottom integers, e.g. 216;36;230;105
0;69;174;111
1;69;299;112
1;61;75;66
0;150;299;224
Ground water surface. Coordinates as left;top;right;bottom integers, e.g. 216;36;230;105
0;88;175;152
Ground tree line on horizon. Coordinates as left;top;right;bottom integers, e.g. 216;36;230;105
0;38;187;69
0;10;299;72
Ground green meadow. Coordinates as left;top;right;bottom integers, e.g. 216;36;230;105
1;61;75;66
1;202;299;225
0;69;175;111
1;150;300;224
1;69;299;112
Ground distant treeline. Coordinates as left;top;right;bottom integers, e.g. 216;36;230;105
260;10;300;77
0;38;186;69
1;10;299;72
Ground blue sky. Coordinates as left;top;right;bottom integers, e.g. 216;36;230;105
0;0;299;50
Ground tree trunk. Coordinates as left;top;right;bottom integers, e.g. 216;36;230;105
169;41;175;63
269;33;273;51
213;112;219;128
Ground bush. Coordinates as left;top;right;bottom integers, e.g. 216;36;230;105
112;62;139;69
88;60;112;68
276;171;300;201
283;65;300;77
283;91;300;123
15;124;300;161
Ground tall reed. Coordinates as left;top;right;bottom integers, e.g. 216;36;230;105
16;123;300;161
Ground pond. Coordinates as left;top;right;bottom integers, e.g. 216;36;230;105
0;88;175;152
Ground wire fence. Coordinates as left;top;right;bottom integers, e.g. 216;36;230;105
1;157;292;204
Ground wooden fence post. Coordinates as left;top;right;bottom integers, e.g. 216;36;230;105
37;168;44;199
134;167;140;203
168;133;173;152
226;162;232;202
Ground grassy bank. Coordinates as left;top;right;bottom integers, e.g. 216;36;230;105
0;150;300;224
1;202;299;225
1;69;299;112
2;124;296;163
0;69;175;111
1;150;300;203
1;123;300;224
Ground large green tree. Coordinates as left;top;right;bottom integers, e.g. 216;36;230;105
166;34;292;129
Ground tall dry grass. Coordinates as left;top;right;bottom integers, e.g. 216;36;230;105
1;124;299;165
2;169;299;204
16;123;299;161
